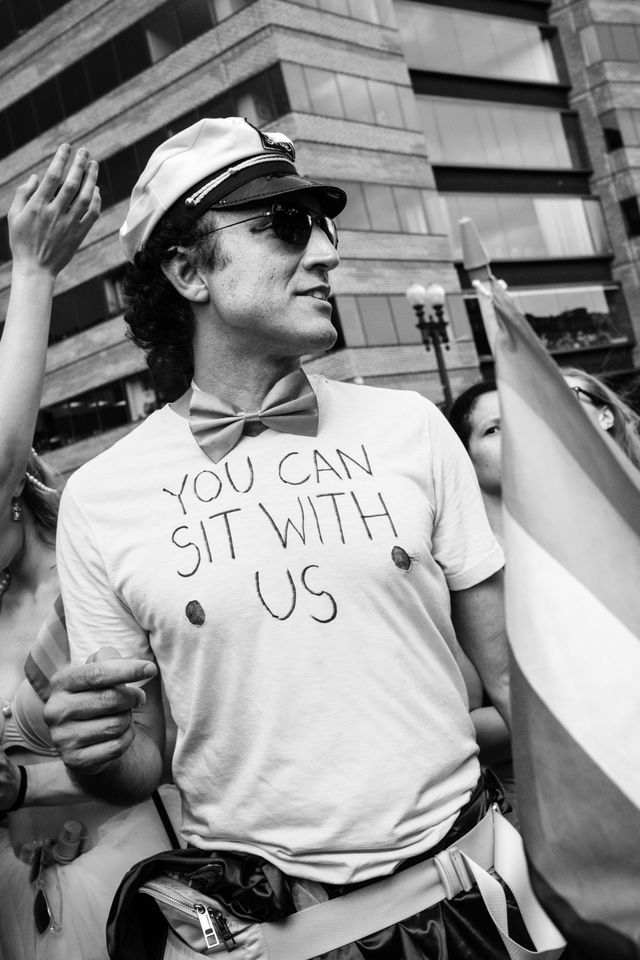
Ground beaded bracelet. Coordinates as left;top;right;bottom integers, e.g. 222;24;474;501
6;764;27;812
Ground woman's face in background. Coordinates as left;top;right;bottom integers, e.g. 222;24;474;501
563;375;614;433
467;390;502;496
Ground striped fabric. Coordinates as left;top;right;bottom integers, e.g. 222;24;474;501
24;593;68;703
489;280;640;959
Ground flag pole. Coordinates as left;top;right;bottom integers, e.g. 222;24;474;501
459;217;500;355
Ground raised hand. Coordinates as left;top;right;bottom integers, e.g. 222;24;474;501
8;143;101;279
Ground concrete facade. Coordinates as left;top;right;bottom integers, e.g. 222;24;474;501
550;0;640;367
0;0;637;473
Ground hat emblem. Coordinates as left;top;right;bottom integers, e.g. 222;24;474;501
258;130;296;162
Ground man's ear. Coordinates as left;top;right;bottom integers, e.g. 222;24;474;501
599;405;614;432
161;250;210;303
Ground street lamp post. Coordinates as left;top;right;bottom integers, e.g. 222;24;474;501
405;282;453;413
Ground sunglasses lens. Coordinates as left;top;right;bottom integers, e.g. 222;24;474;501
322;218;338;248
34;889;52;934
271;205;338;249
272;206;312;246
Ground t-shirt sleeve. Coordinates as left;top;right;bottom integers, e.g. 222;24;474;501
56;481;152;664
425;401;504;590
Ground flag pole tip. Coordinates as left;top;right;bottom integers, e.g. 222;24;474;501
459;217;491;272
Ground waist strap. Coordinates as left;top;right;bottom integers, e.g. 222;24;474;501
259;805;566;960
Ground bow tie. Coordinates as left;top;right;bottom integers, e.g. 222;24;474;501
189;369;319;463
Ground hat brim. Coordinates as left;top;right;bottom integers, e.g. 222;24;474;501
214;173;346;219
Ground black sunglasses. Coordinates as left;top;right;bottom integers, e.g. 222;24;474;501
568;384;603;407
200;202;338;249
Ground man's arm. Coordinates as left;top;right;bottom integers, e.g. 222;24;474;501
450;568;511;730
455;645;512;765
44;650;165;805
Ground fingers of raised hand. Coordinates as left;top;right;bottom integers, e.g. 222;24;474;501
33;142;73;205
81;183;101;227
21;146;99;225
53;148;90;203
9;174;40;213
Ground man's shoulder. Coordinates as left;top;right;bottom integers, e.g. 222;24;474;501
312;374;438;415
63;407;173;499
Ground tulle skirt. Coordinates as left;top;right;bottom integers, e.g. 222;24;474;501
0;784;181;960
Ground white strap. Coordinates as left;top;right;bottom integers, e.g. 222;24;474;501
461;808;566;960
260;855;450;960
260;807;566;960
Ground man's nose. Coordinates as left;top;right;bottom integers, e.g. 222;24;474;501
303;223;340;271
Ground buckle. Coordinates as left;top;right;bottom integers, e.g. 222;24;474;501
434;846;474;899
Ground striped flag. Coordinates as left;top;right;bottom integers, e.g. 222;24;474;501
483;278;640;958
24;592;68;702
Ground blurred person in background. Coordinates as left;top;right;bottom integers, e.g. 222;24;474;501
0;145;179;960
563;367;640;469
448;380;515;820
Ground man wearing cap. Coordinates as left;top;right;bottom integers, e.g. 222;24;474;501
45;118;514;958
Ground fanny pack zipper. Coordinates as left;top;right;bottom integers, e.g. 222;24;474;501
141;881;237;952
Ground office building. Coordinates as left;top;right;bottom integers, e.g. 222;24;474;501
0;0;637;474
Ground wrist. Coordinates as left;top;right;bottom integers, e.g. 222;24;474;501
3;764;27;812
11;263;57;283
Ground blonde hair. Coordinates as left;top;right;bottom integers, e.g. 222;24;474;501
564;367;640;470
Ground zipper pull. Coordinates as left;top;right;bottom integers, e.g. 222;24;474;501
195;903;221;949
212;910;237;951
194;904;237;952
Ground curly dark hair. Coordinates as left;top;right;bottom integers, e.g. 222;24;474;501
122;209;225;387
447;379;497;451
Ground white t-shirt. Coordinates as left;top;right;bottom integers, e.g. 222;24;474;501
57;376;504;884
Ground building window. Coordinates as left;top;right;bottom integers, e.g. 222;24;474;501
49;269;127;344
35;372;160;452
144;4;182;63
286;0;394;26
6;97;38;150
36;380;132;451
100;146;138;208
0;0;257;162
601;109;640;151
282;63;416;130
620;197;640;238
396;2;559;83
0;0;73;53
328;180;439;235
465;286;629;359
581;23;640;65
0;64;290;266
177;0;214;43
334;295;423;347
337;74;375;124
418;97;582;170
443;195;611;260
31;79;65;131
57;60;91;116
